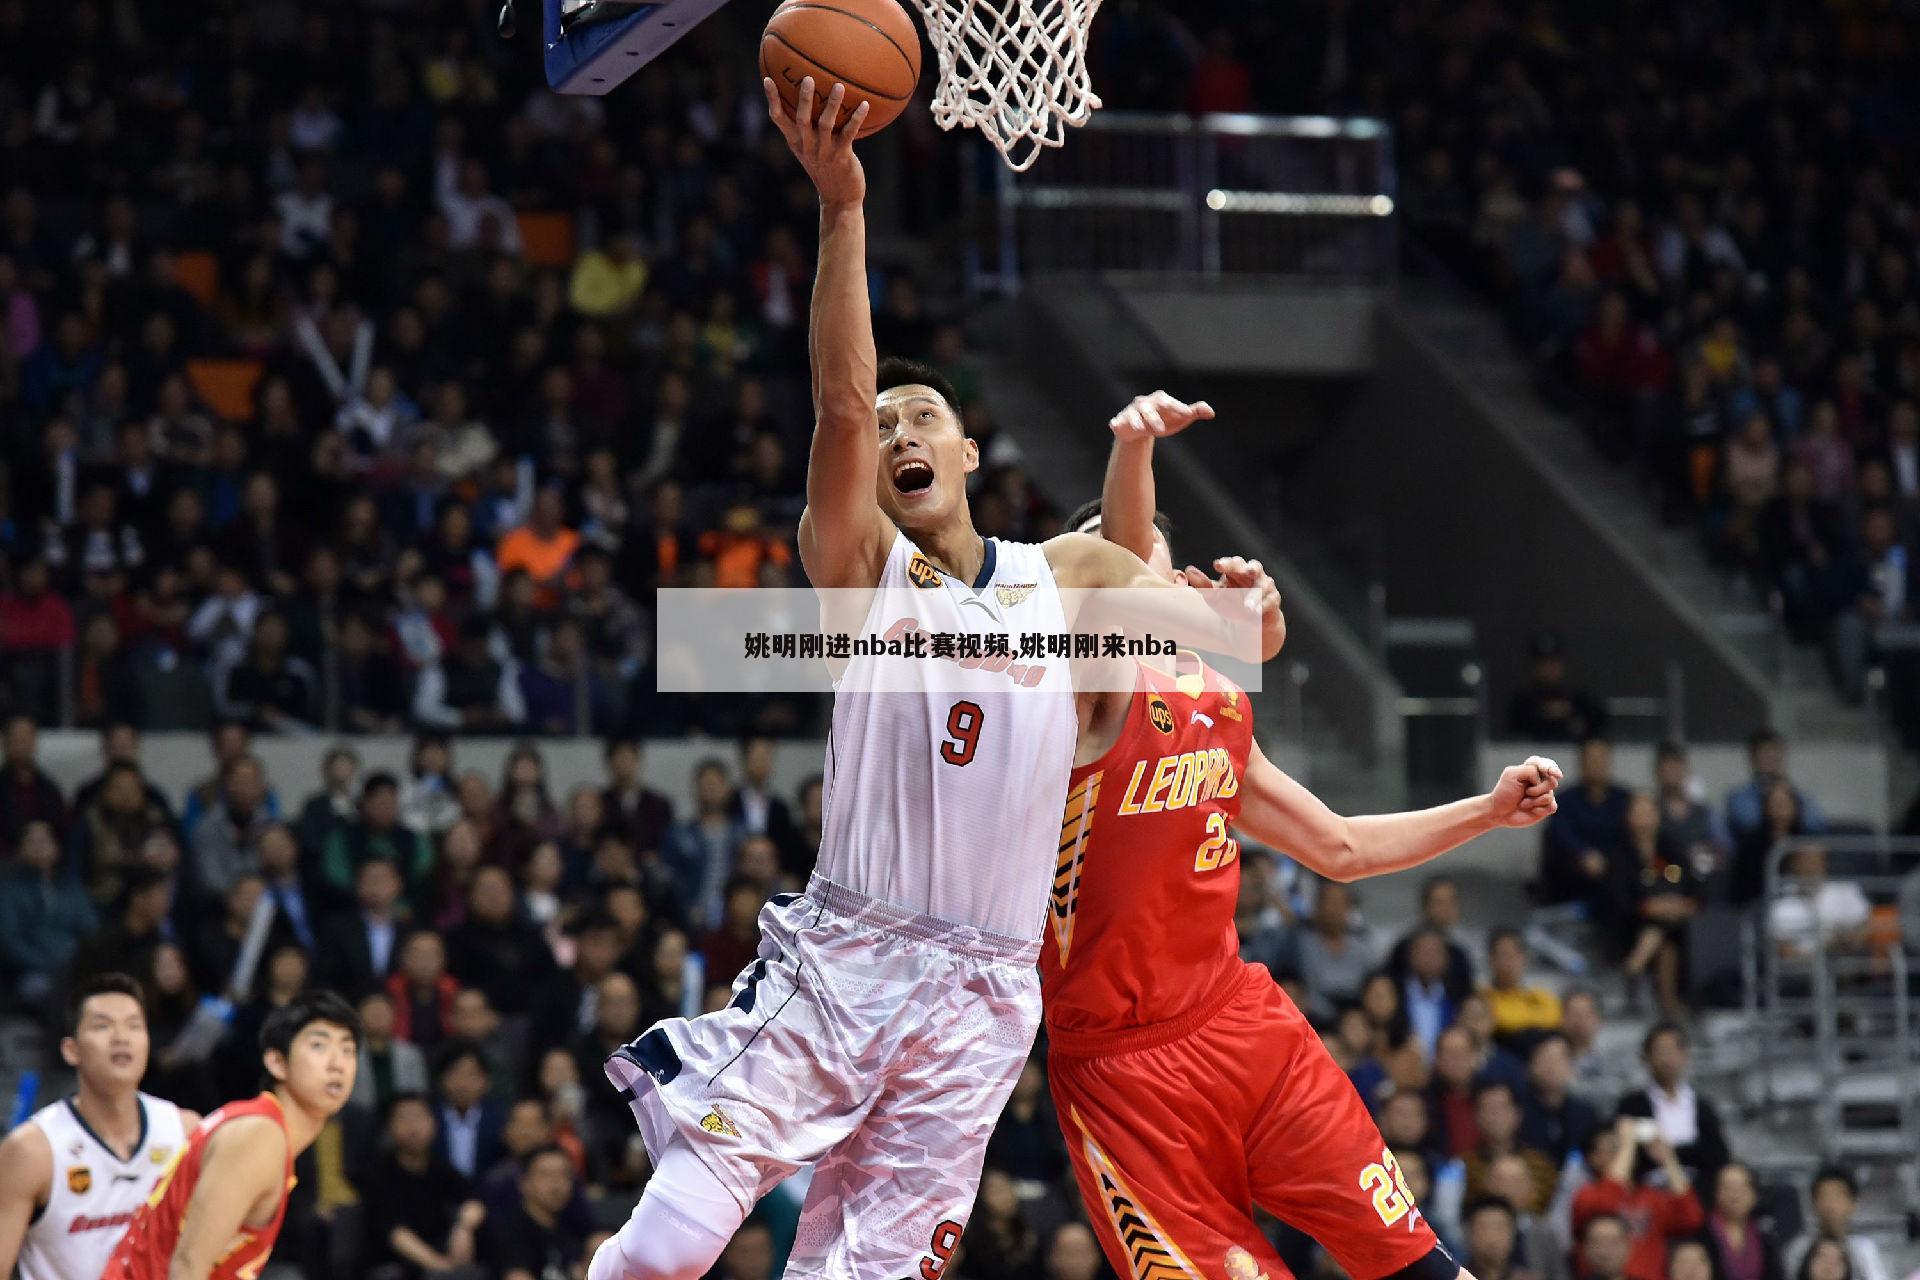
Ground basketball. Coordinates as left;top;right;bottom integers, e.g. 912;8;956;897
760;0;922;138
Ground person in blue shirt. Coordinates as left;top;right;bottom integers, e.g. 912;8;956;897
1724;728;1826;844
1540;738;1632;908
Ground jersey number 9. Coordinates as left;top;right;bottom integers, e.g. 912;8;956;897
941;701;983;766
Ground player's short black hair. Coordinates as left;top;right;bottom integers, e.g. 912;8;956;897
1061;498;1174;545
260;989;360;1060
875;357;964;425
69;972;144;1034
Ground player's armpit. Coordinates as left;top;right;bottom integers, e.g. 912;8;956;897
166;1118;287;1280
0;1121;51;1274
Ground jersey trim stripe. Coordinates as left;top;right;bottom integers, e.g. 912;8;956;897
63;1096;149;1166
1071;1106;1202;1280
1050;772;1099;969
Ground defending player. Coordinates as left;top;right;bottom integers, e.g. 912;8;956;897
1044;390;1563;1280
102;990;359;1280
0;974;196;1280
586;81;1282;1280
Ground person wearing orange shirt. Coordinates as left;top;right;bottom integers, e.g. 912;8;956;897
495;489;580;606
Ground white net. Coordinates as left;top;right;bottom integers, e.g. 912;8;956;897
909;0;1104;172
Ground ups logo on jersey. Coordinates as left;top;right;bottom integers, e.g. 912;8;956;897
906;554;941;589
67;1165;92;1194
1146;694;1175;735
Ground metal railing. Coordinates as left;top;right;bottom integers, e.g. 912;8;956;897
965;112;1397;294
1747;836;1920;1171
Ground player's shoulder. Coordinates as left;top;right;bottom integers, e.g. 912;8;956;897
0;1113;53;1188
1039;530;1107;585
202;1110;287;1161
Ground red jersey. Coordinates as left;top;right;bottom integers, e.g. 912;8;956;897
104;1093;296;1280
1040;655;1255;1040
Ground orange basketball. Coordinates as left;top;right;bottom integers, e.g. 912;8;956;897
760;0;922;138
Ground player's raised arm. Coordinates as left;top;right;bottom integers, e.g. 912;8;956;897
0;1122;50;1275
1046;533;1285;662
1235;744;1563;882
1099;390;1213;561
165;1117;286;1280
763;75;893;589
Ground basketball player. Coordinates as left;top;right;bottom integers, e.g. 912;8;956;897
586;81;1282;1280
102;990;359;1280
1044;388;1563;1280
0;974;196;1280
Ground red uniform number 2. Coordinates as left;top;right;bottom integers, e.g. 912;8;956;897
941;701;983;766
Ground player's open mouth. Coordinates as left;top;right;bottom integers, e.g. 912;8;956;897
110;1052;134;1067
891;459;935;494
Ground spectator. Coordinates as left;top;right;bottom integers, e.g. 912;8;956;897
180;720;273;836
1580;1214;1633;1280
1615;1023;1730;1191
1725;731;1827;847
518;617;609;736
72;760;170;906
70;722;172;818
1398;930;1460;1057
189;753;274;901
1520;1033;1597;1171
0;714;65;853
1380;1085;1447;1178
401;733;461;838
1508;632;1607;742
703;876;764;984
1427;1025;1484;1158
1670;1239;1718;1280
1457;993;1530;1095
1706;1162;1786;1280
1611;793;1702;1019
1465;1198;1537;1280
433;1039;508;1181
0;562;76;722
1297;879;1377;1018
1463;1081;1558;1214
446;864;556;1018
255;824;319;953
964;1168;1043;1280
1768;846;1873;961
495;487;578;607
349;990;430;1118
1571;1120;1704;1280
0;819;97;1003
336;609;412;733
1783;1168;1891;1280
69;864;175;982
1042;1223;1104;1280
983;1057;1068;1189
662;757;743;932
714;1219;776;1280
296;746;362;860
319;857;412;1001
1388;874;1477;1005
1732;781;1815;908
320;772;435;905
416;617;527;733
729;736;800;860
478;1146;586;1280
1481;929;1562;1048
1794;1239;1857;1280
1651;742;1729;881
359;1092;487;1280
1541;739;1631;908
388;930;459;1051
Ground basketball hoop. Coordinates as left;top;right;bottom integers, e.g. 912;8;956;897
909;0;1103;172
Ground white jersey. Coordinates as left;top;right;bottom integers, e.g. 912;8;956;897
18;1093;188;1280
818;532;1077;941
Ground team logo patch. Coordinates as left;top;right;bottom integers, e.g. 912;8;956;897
996;583;1035;608
699;1107;740;1137
1224;1247;1269;1280
67;1165;92;1195
906;554;942;588
1146;695;1175;736
1218;686;1243;721
149;1146;172;1165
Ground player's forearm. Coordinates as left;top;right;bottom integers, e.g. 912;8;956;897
1099;437;1157;561
808;202;876;429
1331;797;1498;882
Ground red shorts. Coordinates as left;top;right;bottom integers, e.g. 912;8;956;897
1047;964;1444;1280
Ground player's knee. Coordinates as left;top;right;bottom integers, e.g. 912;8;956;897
592;1197;734;1280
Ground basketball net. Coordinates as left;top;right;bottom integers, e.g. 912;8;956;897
909;0;1103;171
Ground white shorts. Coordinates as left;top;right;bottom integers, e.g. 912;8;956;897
604;876;1042;1279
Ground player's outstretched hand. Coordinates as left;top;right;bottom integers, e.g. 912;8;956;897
1485;755;1562;829
763;75;869;208
1178;556;1285;662
1110;390;1214;442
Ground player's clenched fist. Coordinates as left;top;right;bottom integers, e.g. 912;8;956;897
1484;755;1563;829
1109;390;1214;442
1177;556;1285;661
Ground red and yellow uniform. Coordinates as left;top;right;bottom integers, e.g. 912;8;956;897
103;1094;296;1280
1043;657;1447;1280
